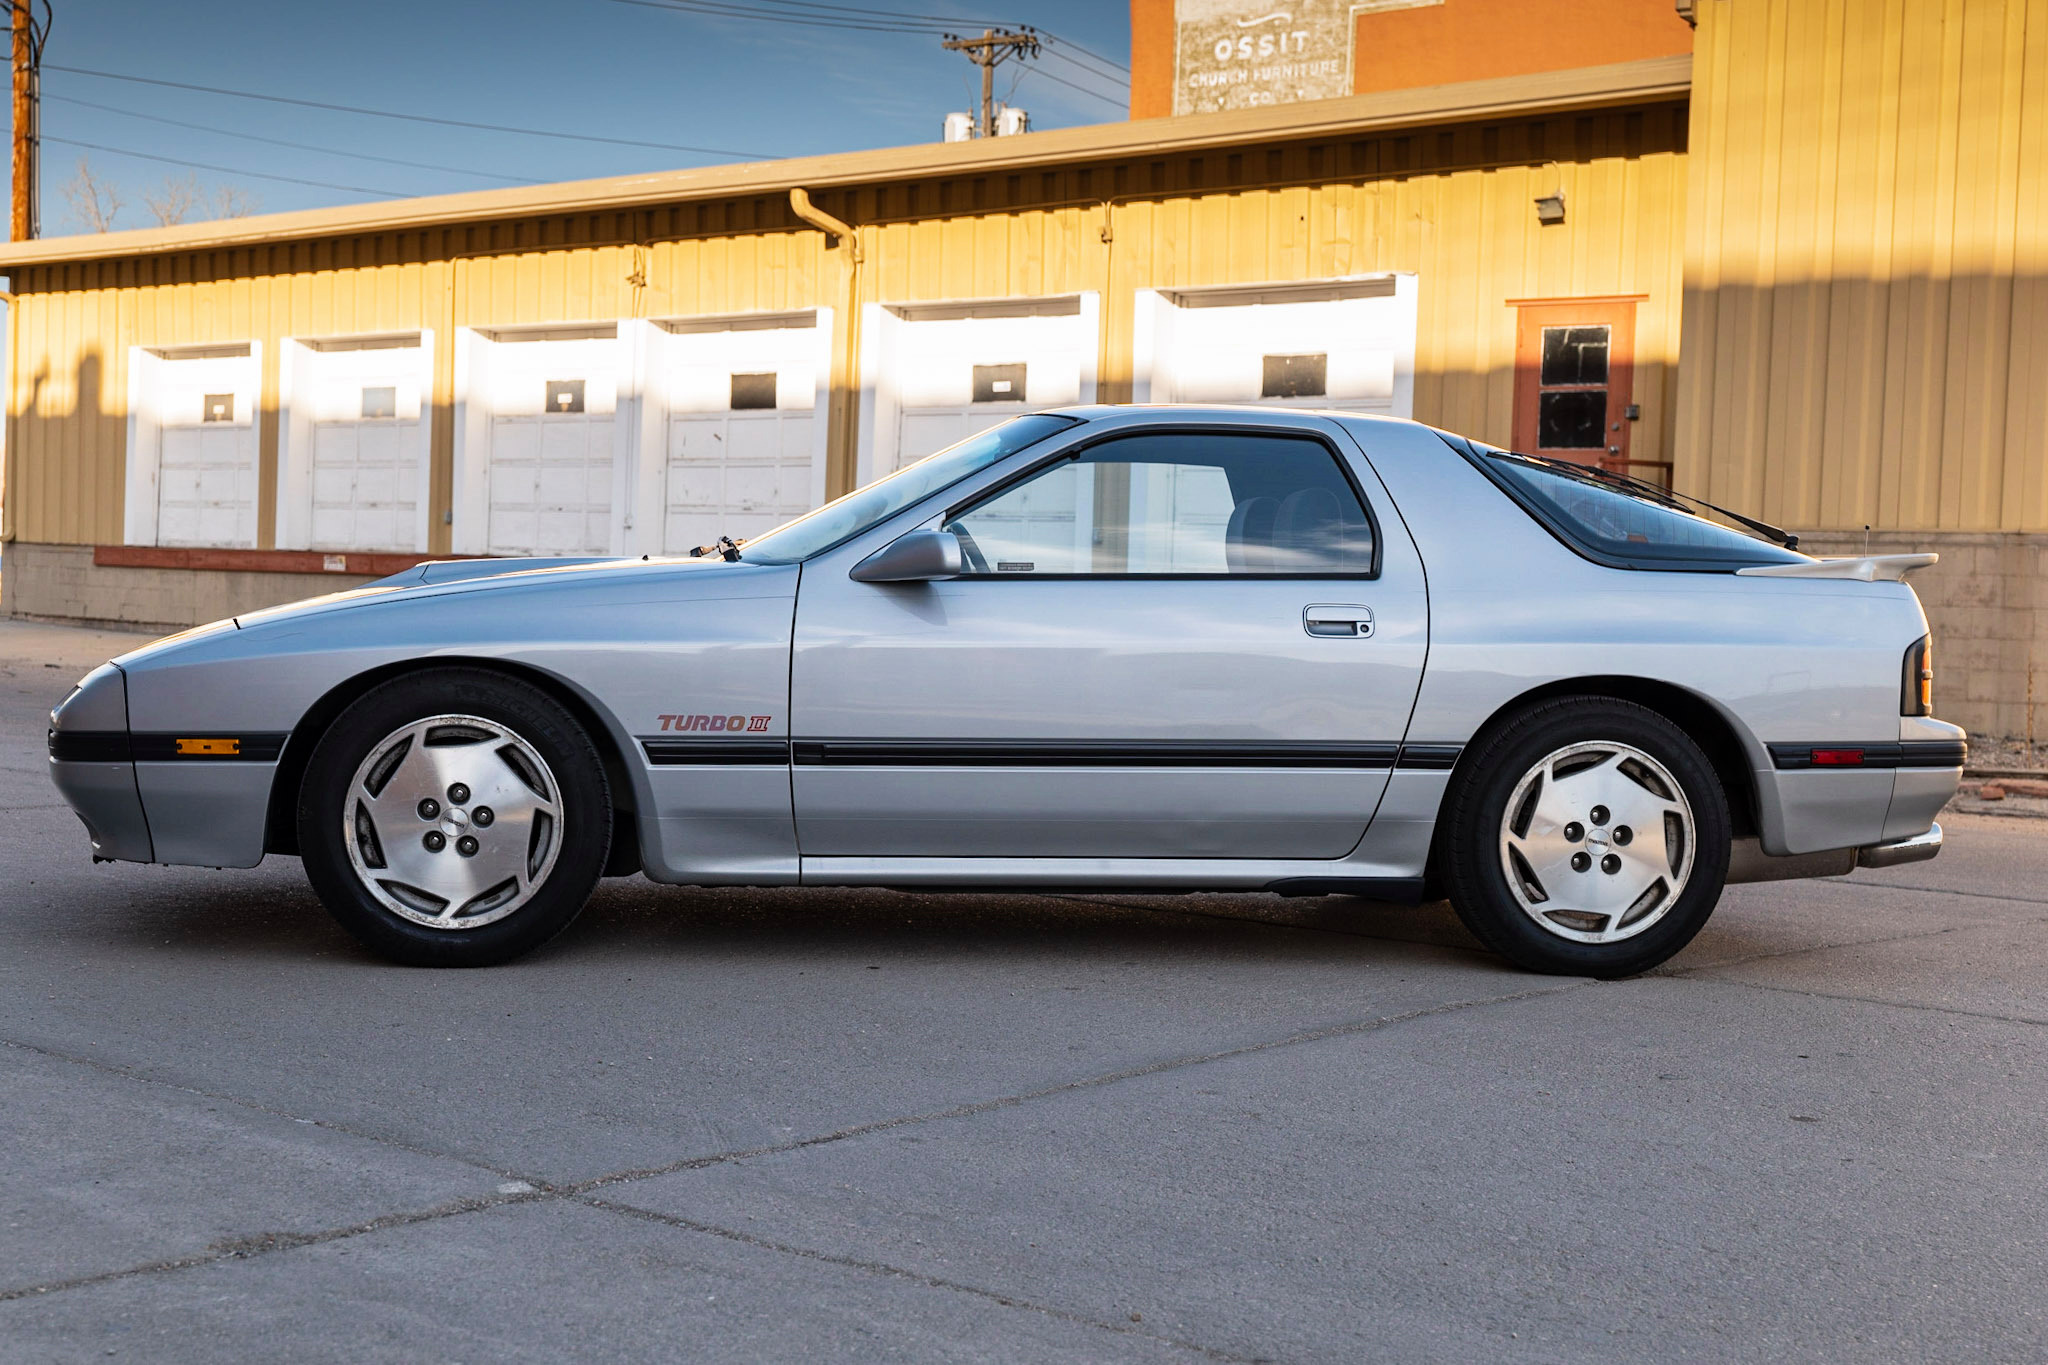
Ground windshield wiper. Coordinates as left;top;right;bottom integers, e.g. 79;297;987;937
1516;454;1800;551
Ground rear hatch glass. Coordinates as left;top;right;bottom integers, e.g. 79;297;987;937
1442;434;1809;571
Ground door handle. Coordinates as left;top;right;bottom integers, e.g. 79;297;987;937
1303;604;1374;638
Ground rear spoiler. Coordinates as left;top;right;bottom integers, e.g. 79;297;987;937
1735;553;1938;583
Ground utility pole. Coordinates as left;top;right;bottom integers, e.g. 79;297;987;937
5;2;48;241
941;27;1038;139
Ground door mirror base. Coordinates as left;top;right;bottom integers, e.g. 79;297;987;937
849;528;965;583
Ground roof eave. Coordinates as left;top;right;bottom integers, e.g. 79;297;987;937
0;54;1690;271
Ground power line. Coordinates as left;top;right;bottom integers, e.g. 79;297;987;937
1034;32;1130;76
597;0;1132;77
45;93;542;186
46;136;404;197
1036;43;1129;91
43;65;773;160
1015;65;1125;111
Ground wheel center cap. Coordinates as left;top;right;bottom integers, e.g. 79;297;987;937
1586;827;1610;849
442;808;470;835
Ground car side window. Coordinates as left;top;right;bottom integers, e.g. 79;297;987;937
942;432;1376;576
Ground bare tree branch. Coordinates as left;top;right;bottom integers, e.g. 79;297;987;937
59;156;122;233
142;173;203;227
211;184;258;219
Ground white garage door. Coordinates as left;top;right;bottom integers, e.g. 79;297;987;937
280;335;429;552
656;313;827;554
1135;275;1418;415
151;348;259;549
859;294;1098;483
484;332;617;557
665;412;815;551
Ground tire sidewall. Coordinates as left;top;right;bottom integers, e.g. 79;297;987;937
1445;698;1731;977
298;669;610;966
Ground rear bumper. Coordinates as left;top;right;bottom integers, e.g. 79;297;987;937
1857;821;1943;869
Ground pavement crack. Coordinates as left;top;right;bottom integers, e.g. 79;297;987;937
565;979;1590;1194
577;1194;1264;1362
0;1034;527;1185
1666;972;2048;1028
1821;876;2048;907
0;1191;542;1304
1650;917;2039;979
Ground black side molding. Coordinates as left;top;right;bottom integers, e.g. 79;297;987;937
1395;742;1463;771
789;740;1403;768
49;730;288;762
639;738;791;766
1768;740;1968;770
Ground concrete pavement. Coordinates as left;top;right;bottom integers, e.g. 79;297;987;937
1;618;2043;1362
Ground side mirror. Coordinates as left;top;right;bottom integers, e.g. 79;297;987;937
849;528;964;583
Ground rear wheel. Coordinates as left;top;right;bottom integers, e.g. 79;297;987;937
1442;697;1730;977
298;669;610;966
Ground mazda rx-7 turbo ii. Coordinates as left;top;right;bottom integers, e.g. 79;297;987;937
49;407;1961;975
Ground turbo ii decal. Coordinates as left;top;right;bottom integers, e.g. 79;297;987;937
657;714;774;733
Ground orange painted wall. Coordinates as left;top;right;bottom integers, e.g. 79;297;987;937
1350;0;1693;95
1129;0;1692;117
1130;0;1175;119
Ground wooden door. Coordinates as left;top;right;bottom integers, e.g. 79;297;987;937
1512;299;1639;474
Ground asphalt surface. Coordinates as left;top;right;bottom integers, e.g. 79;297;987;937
2;617;2044;1363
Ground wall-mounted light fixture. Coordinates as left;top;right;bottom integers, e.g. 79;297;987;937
1534;190;1567;226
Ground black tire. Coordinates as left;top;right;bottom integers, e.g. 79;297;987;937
297;668;611;966
1441;697;1730;978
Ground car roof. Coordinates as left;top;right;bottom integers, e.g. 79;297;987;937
1042;403;1423;431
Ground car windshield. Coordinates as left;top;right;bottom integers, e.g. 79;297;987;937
1455;438;1809;569
735;414;1081;564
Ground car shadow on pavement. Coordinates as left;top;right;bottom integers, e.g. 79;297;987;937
78;861;1505;975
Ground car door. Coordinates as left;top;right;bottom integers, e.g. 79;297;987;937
787;420;1429;860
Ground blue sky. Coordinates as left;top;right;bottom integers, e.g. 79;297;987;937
36;0;1133;234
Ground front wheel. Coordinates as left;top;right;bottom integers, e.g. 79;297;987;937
298;669;611;966
1441;698;1731;977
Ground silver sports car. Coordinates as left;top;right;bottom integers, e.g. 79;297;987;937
48;407;1963;975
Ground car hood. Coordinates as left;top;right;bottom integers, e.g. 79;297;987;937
109;554;765;670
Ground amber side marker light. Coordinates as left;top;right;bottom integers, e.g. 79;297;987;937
175;738;240;756
1902;636;1933;717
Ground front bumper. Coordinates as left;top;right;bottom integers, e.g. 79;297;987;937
1857;821;1943;869
47;663;155;864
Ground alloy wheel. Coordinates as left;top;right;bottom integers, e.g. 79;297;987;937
1496;740;1696;945
342;713;563;930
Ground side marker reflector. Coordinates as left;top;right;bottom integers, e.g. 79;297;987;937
1811;748;1865;767
175;737;241;756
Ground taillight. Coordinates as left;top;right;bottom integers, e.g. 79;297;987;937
1901;635;1933;716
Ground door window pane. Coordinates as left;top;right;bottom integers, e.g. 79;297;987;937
1539;326;1609;386
1538;390;1606;448
944;432;1373;576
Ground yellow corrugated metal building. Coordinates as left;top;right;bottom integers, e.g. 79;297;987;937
0;0;2041;739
